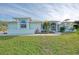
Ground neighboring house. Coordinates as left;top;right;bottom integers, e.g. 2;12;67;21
59;20;76;32
0;17;76;35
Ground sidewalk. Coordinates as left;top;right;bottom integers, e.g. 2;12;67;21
23;33;61;36
0;33;61;36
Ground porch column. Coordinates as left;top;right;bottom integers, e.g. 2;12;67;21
16;19;20;30
56;23;58;32
27;22;29;30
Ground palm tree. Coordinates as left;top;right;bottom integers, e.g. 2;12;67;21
43;20;50;33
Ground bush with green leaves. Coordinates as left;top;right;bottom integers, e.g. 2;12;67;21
60;27;65;32
73;25;79;34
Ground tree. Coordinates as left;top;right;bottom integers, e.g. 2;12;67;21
0;21;7;32
43;20;50;33
73;21;79;34
74;21;79;29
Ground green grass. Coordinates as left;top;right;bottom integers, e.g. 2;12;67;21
0;33;79;55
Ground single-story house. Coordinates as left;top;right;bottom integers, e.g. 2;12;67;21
59;20;76;32
0;17;76;35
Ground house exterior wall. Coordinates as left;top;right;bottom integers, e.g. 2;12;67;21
29;22;42;33
6;18;76;35
7;22;18;35
7;19;42;35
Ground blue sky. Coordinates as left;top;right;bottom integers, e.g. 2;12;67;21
0;3;79;21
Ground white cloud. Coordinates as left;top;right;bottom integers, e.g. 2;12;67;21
0;3;79;21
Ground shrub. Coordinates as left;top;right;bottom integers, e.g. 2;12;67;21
60;27;65;32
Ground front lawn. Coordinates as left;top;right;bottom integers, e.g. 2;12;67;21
0;33;79;55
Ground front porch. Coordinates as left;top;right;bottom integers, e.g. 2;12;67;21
40;21;60;34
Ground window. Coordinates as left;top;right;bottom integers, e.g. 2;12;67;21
20;20;26;28
51;23;56;30
20;24;26;28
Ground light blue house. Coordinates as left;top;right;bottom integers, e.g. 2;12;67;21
7;17;42;35
7;17;60;35
0;17;76;35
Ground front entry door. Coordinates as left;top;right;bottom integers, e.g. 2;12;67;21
51;23;56;32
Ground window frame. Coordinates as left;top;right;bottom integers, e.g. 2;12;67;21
20;20;27;29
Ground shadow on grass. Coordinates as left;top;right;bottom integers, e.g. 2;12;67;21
0;36;17;40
